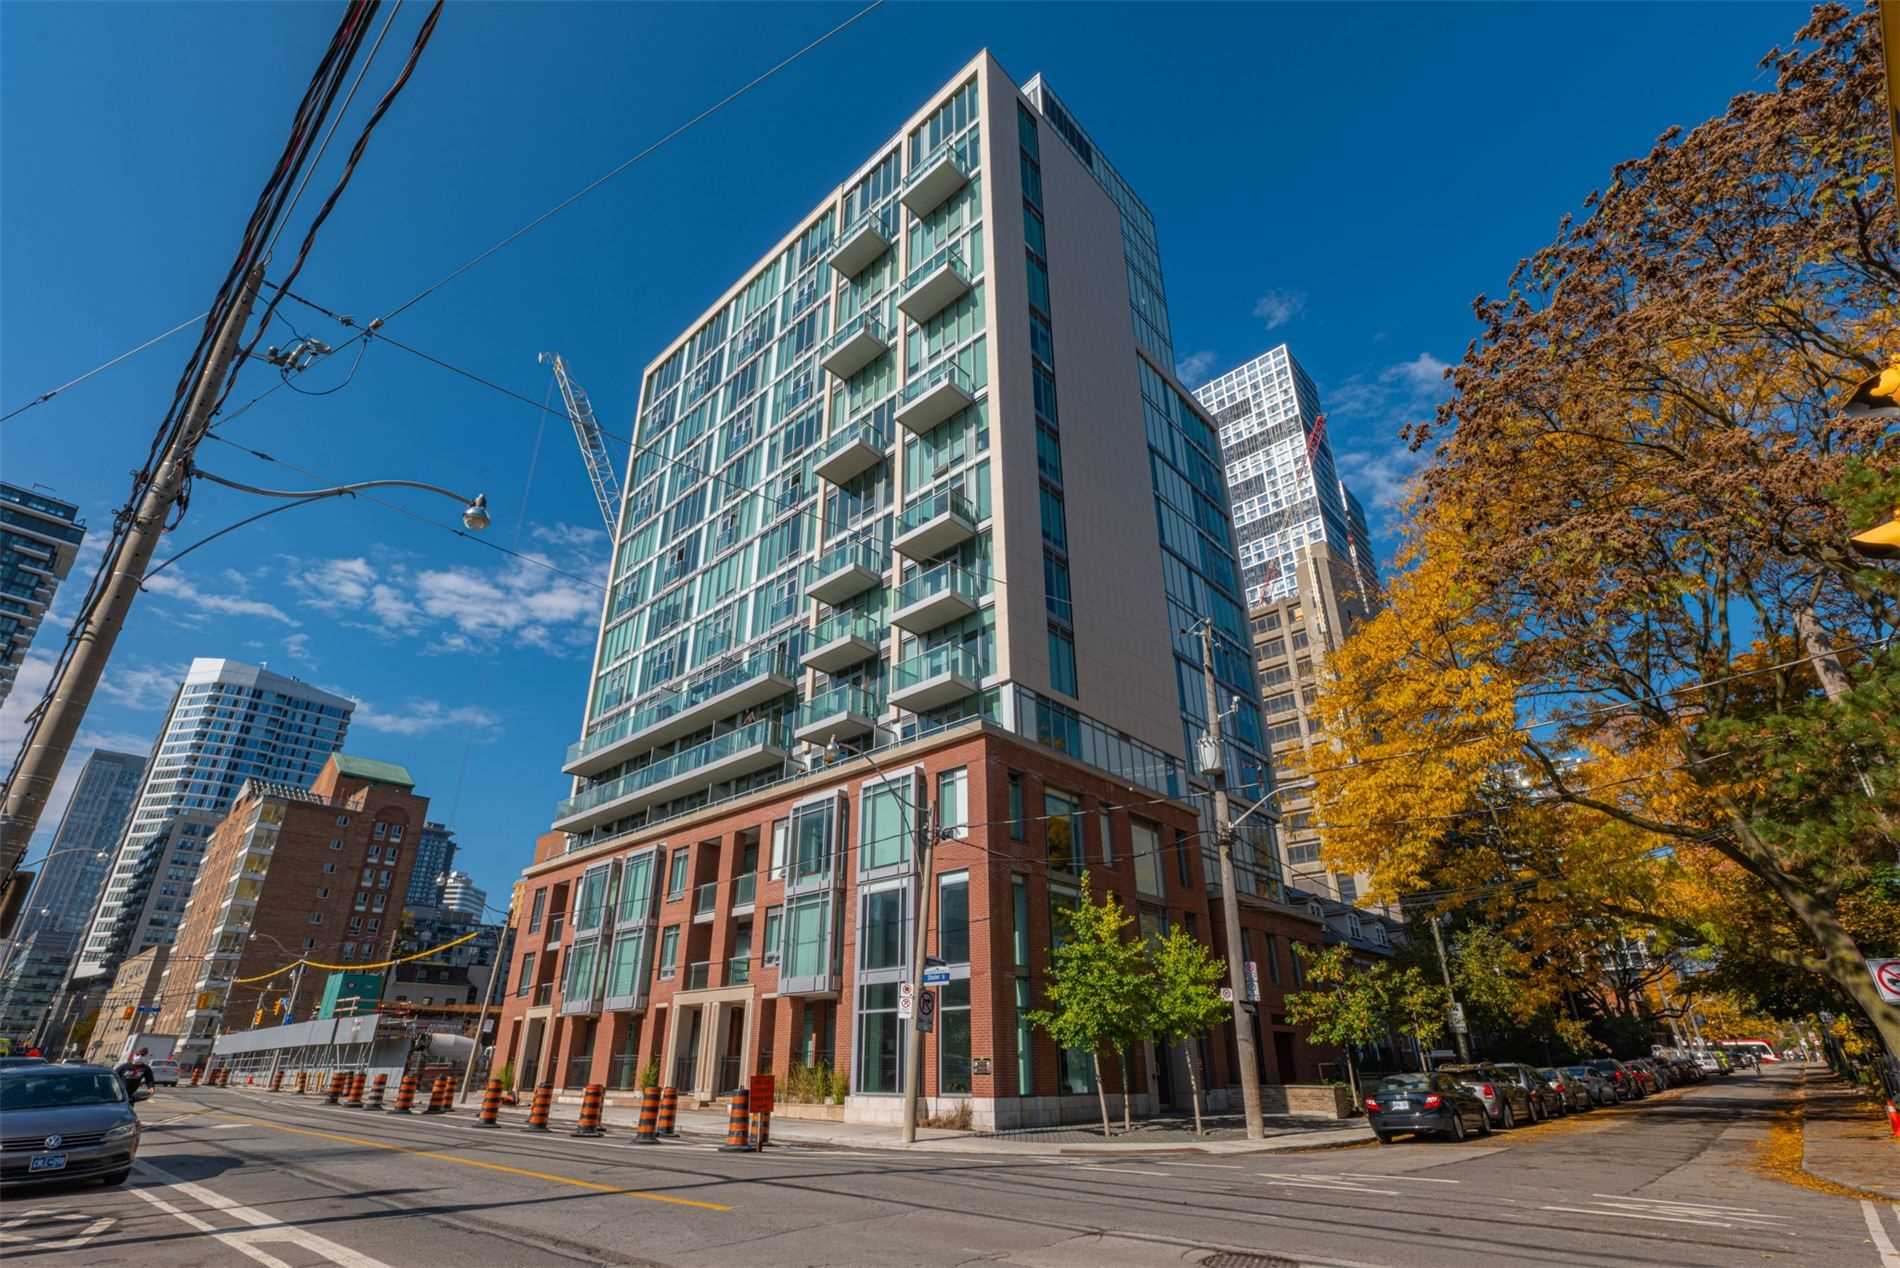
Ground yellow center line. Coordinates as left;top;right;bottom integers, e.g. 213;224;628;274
201;1110;731;1211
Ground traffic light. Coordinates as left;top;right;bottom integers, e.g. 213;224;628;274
197;993;212;1011
272;998;284;1016
121;1006;135;1021
252;1009;264;1027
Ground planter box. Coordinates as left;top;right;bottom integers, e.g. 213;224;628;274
772;1101;845;1122
1256;1083;1356;1118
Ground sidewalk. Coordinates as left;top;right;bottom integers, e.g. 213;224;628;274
1800;1070;1899;1199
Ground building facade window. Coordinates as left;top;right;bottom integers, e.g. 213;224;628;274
936;768;967;836
529;888;547;932
939;978;971;1095
938;872;969;965
658;926;679;979
1045;788;1080;873
667;848;689;899
762;905;783;966
518;952;535;994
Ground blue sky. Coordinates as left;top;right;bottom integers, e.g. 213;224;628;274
1;1;1810;901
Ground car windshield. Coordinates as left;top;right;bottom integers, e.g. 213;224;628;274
1375;1075;1433;1091
1562;1066;1595;1077
1538;1069;1560;1079
0;1068;127;1111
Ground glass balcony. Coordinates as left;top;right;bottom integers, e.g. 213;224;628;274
897;244;972;324
818;311;891;380
829;202;896;277
532;983;553;1007
801;610;881;674
894;359;975;435
793;683;880;745
684;960;712;991
813;418;892;486
890;562;983;634
731;872;757;913
804;538;886;607
891;644;986;713
693;880;719;923
552;719;790;833
901;140;970;217
563;648;793;776
727;956;751;987
545;912;565;947
893;487;978;560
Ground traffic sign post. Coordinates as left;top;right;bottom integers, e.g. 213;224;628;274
922;967;951;986
897;981;915;1020
1871;958;1900;1005
916;988;936;1035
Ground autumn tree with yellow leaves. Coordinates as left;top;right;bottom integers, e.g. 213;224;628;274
1308;5;1900;1054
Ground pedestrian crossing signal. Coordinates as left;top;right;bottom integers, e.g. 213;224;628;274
121;1006;135;1020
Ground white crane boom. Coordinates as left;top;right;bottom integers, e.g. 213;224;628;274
539;352;621;533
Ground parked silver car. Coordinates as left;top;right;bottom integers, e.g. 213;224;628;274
0;1063;145;1187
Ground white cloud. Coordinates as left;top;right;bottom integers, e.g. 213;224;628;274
1323;351;1455;424
1175;351;1219;387
1252;289;1307;331
1334;445;1428;512
283;632;317;669
283;523;602;656
96;661;186;711
349;697;500;736
142;569;297;624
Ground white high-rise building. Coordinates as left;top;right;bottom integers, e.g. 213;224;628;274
69;658;354;984
440;870;486;919
1192;345;1380;606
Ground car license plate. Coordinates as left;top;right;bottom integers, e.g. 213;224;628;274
29;1153;67;1173
1388;1099;1409;1110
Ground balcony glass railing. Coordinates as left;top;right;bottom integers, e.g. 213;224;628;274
900;244;969;301
821;311;888;359
820;611;882;650
897;487;977;537
685;960;712;991
905;140;969;193
821;417;892;463
797;684;881;729
567;648;789;766
694;881;719;917
894;644;986;693
533;983;553;1007
545;913;565;944
727;956;751;987
894;561;984;612
731;872;757;909
830;203;896;266
556;720;786;820
806;538;886;587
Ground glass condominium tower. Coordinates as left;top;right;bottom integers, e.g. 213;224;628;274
70;658;355;984
1192;345;1380;607
555;53;1278;895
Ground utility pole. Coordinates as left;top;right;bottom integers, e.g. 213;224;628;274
901;802;938;1145
460;918;512;1099
1;265;264;885
1429;914;1471;1063
1199;623;1263;1141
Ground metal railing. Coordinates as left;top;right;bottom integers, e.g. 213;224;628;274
716;1055;744;1095
567;647;790;766
609;1054;642;1091
894;644;986;694
556;720;786;820
897;486;977;537
673;1053;697;1092
565;1054;594;1089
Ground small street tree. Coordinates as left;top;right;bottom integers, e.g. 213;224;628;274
1027;873;1152;1137
1148;925;1229;1135
1284;944;1385;1101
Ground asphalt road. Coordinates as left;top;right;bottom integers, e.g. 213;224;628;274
3;1066;1895;1268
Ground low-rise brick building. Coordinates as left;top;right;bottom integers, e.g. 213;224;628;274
497;720;1332;1130
150;754;427;1067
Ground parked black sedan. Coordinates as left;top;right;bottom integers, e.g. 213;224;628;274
1493;1062;1565;1121
1537;1067;1595;1113
1364;1072;1492;1143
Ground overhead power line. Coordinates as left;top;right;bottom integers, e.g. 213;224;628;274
1;312;209;425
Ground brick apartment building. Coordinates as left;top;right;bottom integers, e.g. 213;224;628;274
151;754;427;1067
497;720;1331;1130
83;945;167;1064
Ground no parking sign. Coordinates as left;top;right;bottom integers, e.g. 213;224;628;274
1871;958;1900;1005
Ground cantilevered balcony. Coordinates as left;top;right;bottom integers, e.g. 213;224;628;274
829;203;896;277
563;649;793;777
794;684;880;745
813;418;891;486
900;141;970;217
804;538;886;607
890;644;985;713
890;562;982;634
552;720;789;834
897;244;972;324
801;611;881;674
818;312;891;381
894;361;975;435
893;487;978;560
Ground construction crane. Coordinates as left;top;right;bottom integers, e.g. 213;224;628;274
539;352;622;533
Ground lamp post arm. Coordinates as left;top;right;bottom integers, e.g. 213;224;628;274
192;469;480;506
